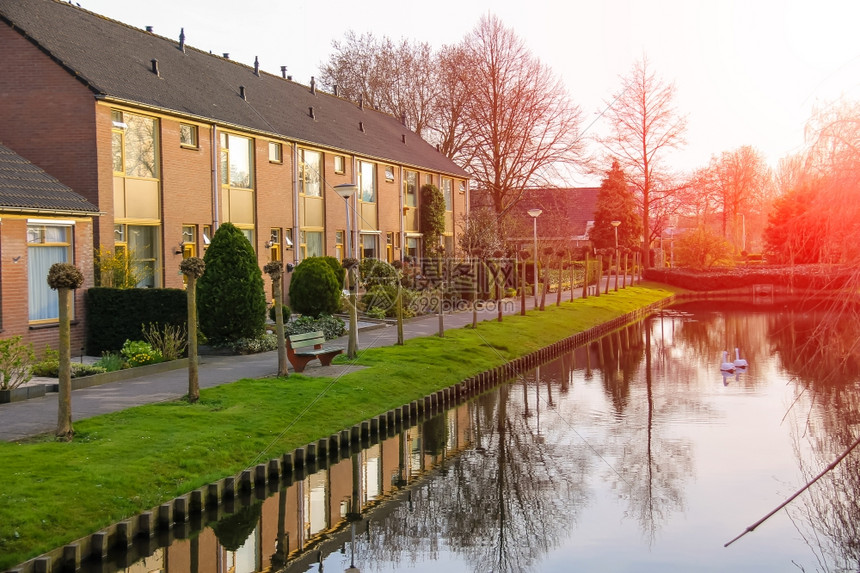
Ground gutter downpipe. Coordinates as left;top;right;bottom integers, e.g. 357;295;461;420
211;124;220;231
292;142;300;266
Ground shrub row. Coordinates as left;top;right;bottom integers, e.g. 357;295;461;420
86;288;187;354
645;264;853;291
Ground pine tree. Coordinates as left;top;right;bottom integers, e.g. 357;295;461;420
197;223;266;344
590;161;643;252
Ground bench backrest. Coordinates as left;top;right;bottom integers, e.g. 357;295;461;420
288;330;326;349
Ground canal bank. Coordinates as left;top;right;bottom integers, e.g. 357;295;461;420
1;284;676;571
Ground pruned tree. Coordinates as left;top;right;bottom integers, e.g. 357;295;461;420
454;15;584;218
590;160;643;251
180;257;205;401
47;262;84;441
602;56;687;266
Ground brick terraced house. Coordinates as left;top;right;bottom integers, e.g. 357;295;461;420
0;0;470;341
0;143;98;352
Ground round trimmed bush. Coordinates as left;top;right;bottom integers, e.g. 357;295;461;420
289;257;341;317
320;256;346;288
268;304;291;323
196;223;267;344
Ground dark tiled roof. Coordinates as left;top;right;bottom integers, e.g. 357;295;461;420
0;143;99;214
472;187;600;239
0;0;469;178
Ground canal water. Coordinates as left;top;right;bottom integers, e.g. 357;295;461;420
91;301;860;572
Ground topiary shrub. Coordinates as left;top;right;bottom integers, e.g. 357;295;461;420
359;258;398;289
268;304;291;323
196;223;267;344
288;257;341;317
320;256;346;288
285;314;346;340
420;184;446;259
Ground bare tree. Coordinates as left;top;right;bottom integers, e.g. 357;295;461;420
318;31;438;138
454;15;584;219
602;56;687;266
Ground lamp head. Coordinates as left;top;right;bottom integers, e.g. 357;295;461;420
611;220;621;228
527;208;543;218
334;183;358;199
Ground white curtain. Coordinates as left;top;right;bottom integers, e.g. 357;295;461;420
28;245;67;320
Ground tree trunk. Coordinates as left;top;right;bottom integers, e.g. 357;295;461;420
596;255;602;297
581;251;590;299
187;275;201;401
520;260;526;315
272;274;288;377
623;252;629;288
56;288;73;440
348;267;359;358
555;257;563;306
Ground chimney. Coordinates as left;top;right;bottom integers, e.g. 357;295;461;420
359;121;365;133
178;28;185;53
150;59;159;77
309;106;315;119
287;75;292;81
254;56;259;76
145;25;153;32
402;134;406;144
239;85;247;100
223;53;230;59
310;76;316;95
280;66;287;79
400;114;406;126
359;94;364;110
333;84;339;97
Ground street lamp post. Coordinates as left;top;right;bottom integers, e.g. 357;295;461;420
611;220;621;292
335;183;359;358
528;209;542;309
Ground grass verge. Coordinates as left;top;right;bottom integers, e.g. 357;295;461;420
0;285;674;568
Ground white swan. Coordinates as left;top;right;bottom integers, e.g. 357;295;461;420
733;348;748;368
721;350;736;372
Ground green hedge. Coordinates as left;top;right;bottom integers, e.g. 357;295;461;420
644;265;853;291
86;287;187;354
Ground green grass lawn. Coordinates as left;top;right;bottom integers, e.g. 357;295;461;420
0;284;674;568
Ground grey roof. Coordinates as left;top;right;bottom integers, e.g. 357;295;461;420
0;143;99;214
0;0;469;178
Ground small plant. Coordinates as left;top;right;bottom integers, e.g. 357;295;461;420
141;322;187;361
0;336;35;390
268;304;291;323
365;307;387;320
285;314;346;340
230;334;278;355
93;351;125;372
120;340;163;368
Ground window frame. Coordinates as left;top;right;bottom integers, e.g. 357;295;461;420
268;141;283;164
27;222;73;323
179;123;199;149
333;155;346;175
358;160;377;203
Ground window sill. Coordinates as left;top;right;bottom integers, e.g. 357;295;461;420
29;319;80;330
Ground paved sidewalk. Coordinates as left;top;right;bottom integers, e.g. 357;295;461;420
0;279;632;441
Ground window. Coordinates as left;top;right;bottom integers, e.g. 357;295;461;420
385;165;395;182
300;230;323;259
284;228;293;250
269;228;282;261
269;142;283;164
240;228;254;245
202;225;212;252
360;233;377;259
180;124;198;148
335;230;345;261
404;170;417;207
112;110;159;178
459;181;466;194
442;178;453;211
334;155;345;174
220;132;253;188
406;237;420;259
181;225;196;258
424;174;433;186
386;232;395;262
28;223;71;322
128;225;159;288
299;149;322;197
359;161;376;203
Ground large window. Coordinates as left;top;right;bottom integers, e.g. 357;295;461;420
181;225;196;258
112;110;159;178
299;149;322;197
442;178;453;211
127;225;159;288
360;233;377;259
300;230;323;259
28;223;71;321
359;161;376;203
220;132;253;189
404;170;418;207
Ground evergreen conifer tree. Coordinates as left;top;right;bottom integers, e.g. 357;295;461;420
590;161;643;251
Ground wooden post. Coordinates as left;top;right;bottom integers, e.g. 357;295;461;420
56;288;73;439
581;251;589;299
605;254;612;294
396;288;404;345
182;257;207;398
596;255;602;297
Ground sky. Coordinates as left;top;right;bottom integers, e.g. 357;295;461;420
78;0;860;184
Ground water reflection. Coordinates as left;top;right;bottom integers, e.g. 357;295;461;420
100;301;860;573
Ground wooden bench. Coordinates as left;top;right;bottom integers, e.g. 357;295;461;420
287;331;344;373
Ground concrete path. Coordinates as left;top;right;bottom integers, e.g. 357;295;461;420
0;277;635;441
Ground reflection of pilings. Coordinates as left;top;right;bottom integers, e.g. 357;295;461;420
17;296;678;573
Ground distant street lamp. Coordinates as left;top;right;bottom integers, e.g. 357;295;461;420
335;183;359;358
611;220;621;292
528;209;543;308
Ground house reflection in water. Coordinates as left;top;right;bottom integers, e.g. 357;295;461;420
118;404;473;573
